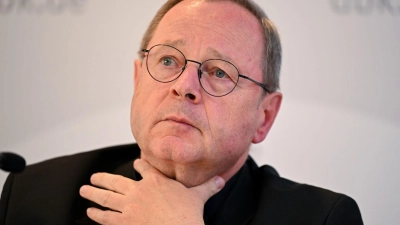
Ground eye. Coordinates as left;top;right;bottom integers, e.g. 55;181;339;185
161;57;175;66
215;69;226;78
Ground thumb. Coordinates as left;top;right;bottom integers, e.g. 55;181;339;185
190;176;225;203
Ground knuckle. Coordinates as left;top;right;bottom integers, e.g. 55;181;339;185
99;211;109;224
110;176;119;185
110;175;129;192
110;175;124;187
101;191;110;206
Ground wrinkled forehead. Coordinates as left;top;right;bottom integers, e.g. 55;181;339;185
148;0;264;74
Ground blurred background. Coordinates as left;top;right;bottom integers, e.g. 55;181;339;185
1;0;399;224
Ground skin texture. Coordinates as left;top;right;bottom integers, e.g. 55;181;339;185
80;1;282;224
130;0;282;187
80;159;224;225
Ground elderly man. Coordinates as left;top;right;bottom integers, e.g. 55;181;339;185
0;0;363;224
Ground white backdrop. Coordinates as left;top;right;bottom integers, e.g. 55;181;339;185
1;0;399;224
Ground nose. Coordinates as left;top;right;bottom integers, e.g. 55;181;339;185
169;60;202;103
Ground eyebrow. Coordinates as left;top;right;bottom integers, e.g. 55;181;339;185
206;48;233;62
162;39;233;62
163;39;187;48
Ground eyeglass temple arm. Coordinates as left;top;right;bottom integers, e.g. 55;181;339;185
239;75;270;93
140;49;150;59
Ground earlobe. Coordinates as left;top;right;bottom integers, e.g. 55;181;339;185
252;92;282;143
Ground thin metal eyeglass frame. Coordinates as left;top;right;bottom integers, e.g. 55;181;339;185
141;44;270;97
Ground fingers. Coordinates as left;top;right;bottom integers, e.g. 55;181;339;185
80;185;125;212
90;173;132;194
190;176;225;203
134;159;225;203
86;207;121;225
134;159;161;178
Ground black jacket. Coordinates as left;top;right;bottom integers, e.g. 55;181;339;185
0;144;363;225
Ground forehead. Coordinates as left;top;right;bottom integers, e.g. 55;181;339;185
161;39;234;62
148;0;264;74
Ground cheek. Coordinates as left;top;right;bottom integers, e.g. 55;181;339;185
130;97;145;142
131;79;167;139
134;73;170;110
206;100;258;150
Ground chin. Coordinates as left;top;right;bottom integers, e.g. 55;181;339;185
170;165;215;188
142;149;216;188
149;136;205;163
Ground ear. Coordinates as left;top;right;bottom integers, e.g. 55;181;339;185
133;59;143;91
252;92;282;143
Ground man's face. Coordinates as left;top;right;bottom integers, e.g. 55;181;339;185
131;0;280;187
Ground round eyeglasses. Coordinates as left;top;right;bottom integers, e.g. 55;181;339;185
142;44;270;97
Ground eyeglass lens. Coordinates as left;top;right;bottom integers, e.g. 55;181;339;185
146;45;240;97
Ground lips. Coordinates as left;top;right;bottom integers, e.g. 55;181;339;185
163;115;197;129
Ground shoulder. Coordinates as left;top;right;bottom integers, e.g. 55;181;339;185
0;143;139;225
4;143;139;189
23;143;139;172
249;161;363;225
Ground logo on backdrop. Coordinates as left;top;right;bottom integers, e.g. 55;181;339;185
0;0;88;15
330;0;400;15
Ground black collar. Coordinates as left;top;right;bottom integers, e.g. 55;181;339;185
203;166;241;224
90;154;260;225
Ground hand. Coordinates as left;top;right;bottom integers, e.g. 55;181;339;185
79;159;225;225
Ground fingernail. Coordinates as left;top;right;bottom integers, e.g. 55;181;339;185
87;208;93;215
215;176;225;190
79;186;87;195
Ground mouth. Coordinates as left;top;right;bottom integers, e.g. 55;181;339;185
163;115;197;129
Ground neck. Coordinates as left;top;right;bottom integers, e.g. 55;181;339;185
140;148;250;187
218;150;250;183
